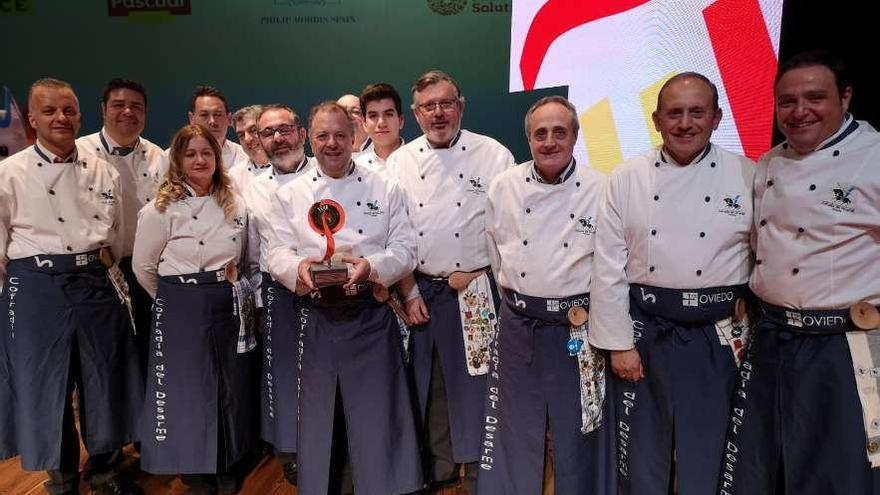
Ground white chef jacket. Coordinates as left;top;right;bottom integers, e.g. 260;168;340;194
751;118;880;309
132;185;248;299
243;157;315;275
0;142;125;281
228;158;272;195
589;144;755;350
386;130;515;276
353;138;404;179
351;136;374;161
267;162;416;292
487;159;606;298
78;129;168;257
222;140;250;170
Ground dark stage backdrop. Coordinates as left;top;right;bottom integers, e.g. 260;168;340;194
0;0;873;162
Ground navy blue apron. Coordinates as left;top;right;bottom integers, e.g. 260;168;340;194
139;271;259;475
615;284;747;495
260;272;305;454
411;271;499;463
477;291;614;495
720;301;880;495
0;252;143;471
297;284;423;495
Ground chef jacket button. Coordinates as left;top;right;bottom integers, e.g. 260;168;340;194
93;215;99;220
526;208;531;214
457;202;461;207
649;266;655;272
199;241;204;246
358;229;363;234
357;201;361;206
654;162;660;168
357;177;362;182
576;182;581;187
421;175;425;180
798;227;805;233
456;262;461;267
833;150;840;157
38;163;43;167
419;148;424;152
520;272;526;278
462;146;467;151
420;260;425;265
526;177;531;183
368;159;373;164
88;187;93;191
232;237;237;242
49;189;56;195
193;215;198;220
159;258;164;262
81;163;87;168
651;229;657;236
653;195;659;201
756;259;762;265
66;246;73;251
792;268;799;275
459;173;464;179
563;242;569;248
522;240;528;245
143;173;148;177
704;196;711;202
760;219;767;227
312;177;317;182
710;162;716;168
454;233;460;238
419;203;423;208
696;269;702;276
809;184;816;191
58;217;64;222
767;180;774;187
570;213;575;219
419;232;424;237
699;232;706;238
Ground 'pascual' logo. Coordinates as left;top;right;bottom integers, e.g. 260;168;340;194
108;0;191;17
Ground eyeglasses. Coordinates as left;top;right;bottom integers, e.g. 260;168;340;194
415;99;459;115
259;124;298;139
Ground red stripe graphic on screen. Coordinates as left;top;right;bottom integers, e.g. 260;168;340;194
704;0;777;159
519;0;650;90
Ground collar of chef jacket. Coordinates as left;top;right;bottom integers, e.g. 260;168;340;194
423;130;463;150
270;155;310;177
99;127;140;155
658;143;712;166
34;141;78;163
315;160;356;178
531;157;576;184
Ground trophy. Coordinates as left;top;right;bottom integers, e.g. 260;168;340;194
308;199;349;288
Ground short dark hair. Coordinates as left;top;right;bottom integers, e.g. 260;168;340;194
102;78;147;107
775;50;850;96
257;104;301;127
360;83;402;116
308;101;354;134
190;85;229;113
656;72;719;112
28;77;75;107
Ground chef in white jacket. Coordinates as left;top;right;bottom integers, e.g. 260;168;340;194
353;83;406;178
0;78;143;495
242;103;313;487
589;72;754;495
386;70;515;494
77;77;167;369
477;96;611;495
228;105;272;191
721;51;880;495
267;101;422;495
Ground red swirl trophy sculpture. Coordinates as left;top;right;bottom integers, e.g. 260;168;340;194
308;199;349;288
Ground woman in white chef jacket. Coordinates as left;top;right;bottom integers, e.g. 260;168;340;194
133;124;259;493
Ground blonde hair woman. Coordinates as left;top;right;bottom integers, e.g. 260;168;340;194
133;124;258;494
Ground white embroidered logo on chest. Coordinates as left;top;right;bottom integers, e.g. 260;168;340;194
575;216;596;235
821;183;856;214
363;200;384;217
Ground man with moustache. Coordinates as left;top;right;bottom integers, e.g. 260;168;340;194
242;104;314;487
721;51;880;495
477;96;610;495
78;78;167;369
337;94;373;158
188;86;249;171
355;83;406;177
387;70;515;494
589;72;754;495
0;78;143;495
228;105;272;190
267;101;422;495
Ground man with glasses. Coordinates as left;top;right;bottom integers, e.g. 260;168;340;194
387;70;515;494
337;94;373;159
187;86;249;171
243;104;314;488
228;105;272;190
78;78;167;367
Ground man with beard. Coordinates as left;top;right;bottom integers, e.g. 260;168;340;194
242;104;314;487
387;70;515;494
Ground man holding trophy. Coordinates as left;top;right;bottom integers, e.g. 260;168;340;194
267;101;423;495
